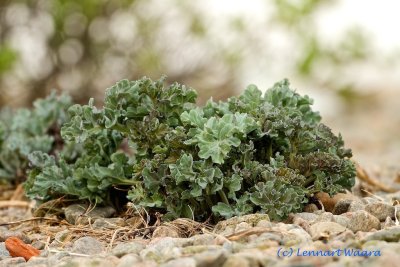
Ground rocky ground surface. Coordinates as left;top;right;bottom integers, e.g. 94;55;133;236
1;168;400;267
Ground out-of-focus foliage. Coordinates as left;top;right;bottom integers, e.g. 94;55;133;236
0;0;241;107
0;0;385;109
26;77;356;221
0;45;18;74
0;93;78;184
270;0;372;92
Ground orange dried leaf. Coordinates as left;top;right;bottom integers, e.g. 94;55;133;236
5;237;40;261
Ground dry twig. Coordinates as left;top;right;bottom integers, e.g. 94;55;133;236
355;162;396;193
0;217;60;226
0;200;31;209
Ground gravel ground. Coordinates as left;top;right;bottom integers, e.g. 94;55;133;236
1;181;400;267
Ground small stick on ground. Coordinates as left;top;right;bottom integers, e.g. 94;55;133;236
355;162;396;193
10;184;25;201
0;200;31;209
0;217;61;226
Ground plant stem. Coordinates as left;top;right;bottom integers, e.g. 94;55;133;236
267;141;272;160
218;190;229;205
205;195;213;208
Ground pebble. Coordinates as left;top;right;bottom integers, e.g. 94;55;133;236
255;220;272;228
315;212;334;223
290;212;318;223
344;210;381;232
303;203;319;213
362;197;381;204
332;229;355;242
363;226;400;242
189;234;215;246
193;249;227;267
217;226;235;236
2;193;400;267
365;202;395;221
333;215;351;228
147;237;191;251
116;254;141;267
161;257;196;267
182;245;223;255
309;222;346;240
54;256;119;267
47;252;70;264
71;236;105;255
112;241;146;257
0;243;9;258
63;204;116;225
223;255;252;267
25;256;48;266
362;250;400;267
292;216;311;233
347;200;365;212
130;261;158;267
234;250;276;266
0;230;30;243
383;217;396;228
332;199;353;215
253;232;282;244
283;228;312;245
214;214;270;233
92;218;126;229
0;257;25;266
32;240;46;250
234;222;252;232
152;226;180;238
141;238;184;262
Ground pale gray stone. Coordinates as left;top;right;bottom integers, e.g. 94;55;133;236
315;212;334;223
0;257;26;266
363;226;400;242
71;236;105;255
193;249;227;267
112;241;146;257
160;257;196;267
223;255;252;267
234;222;252;233
116;254;141;267
309;222;346;240
152;226;180;238
0;230;30;243
333;215;351;228
0;243;9;258
214;214;270;233
290;212;318;224
344;210;381;232
92;218;126;229
348;200;365;212
189;234;215;246
63;204;115;225
365;202;395;221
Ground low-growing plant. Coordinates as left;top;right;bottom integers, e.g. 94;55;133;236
25;77;356;221
0;93;78;185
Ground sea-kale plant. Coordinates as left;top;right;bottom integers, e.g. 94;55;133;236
25;77;356;221
0;93;78;184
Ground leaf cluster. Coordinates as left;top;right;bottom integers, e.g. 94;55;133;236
25;77;356;221
0;93;78;185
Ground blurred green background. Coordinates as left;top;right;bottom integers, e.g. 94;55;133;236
0;0;399;167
